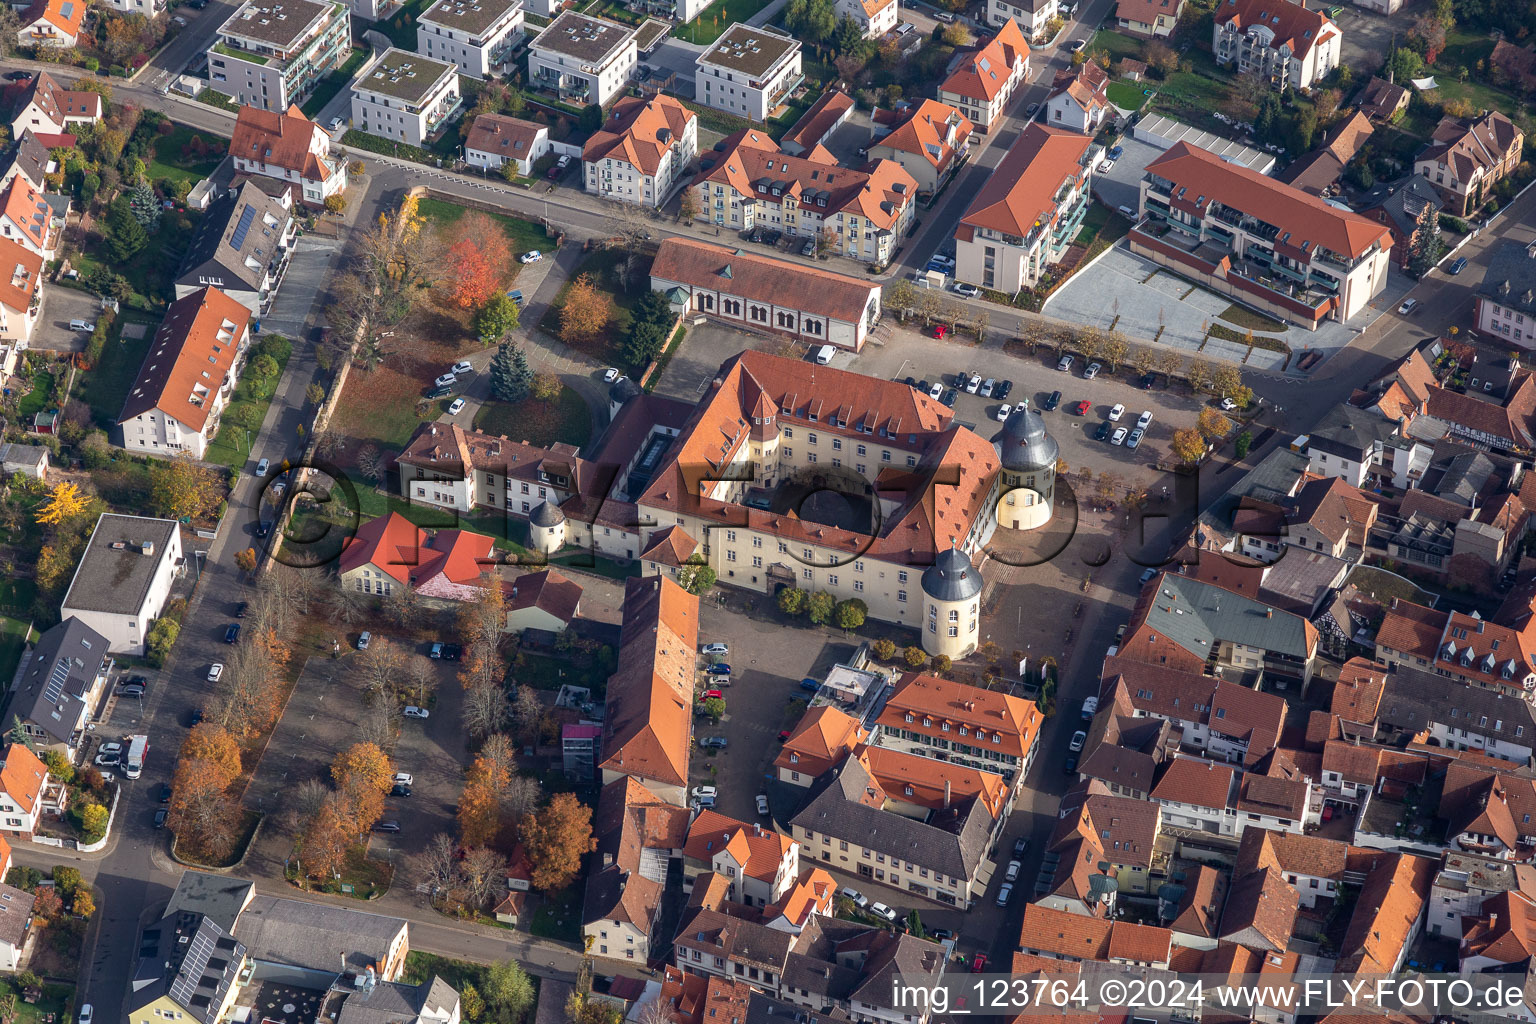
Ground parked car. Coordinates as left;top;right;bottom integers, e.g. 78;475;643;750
78;1006;91;1024
996;379;1013;400
159;783;173;803
981;378;995;396
98;742;122;758
1398;298;1418;314
928;381;943;399
1136;410;1153;429
1026;102;1040;117
1450;257;1469;275
207;663;223;682
1138;373;1156;390
1043;390;1062;411
1094;421;1112;441
970;954;988;974
700;736;728;749
372;820;402;833
1081;696;1099;720
255;457;270;476
711;663;732;675
1005;860;1022;881
700;689;724;701
1072;400;1091;415
224;623;241;644
930;928;954;942
1064;753;1079;773
95;751;120;767
547;155;570;179
1139;567;1158;584
447;398;466;415
995;403;1013;422
869;902;898;923
1108;403;1125;421
692;785;718;800
451;360;474;376
403;706;430;719
1127;428;1144;449
1111;427;1128;445
433;372;457;387
2;71;31;82
1084;362;1101;380
118;683;146;698
329;116;346;131
996;882;1015;906
916;379;931;396
802;238;817;256
1069;730;1087;752
756;793;770;816
941;388;958;407
519;250;543;264
1219;397;1237;411
234;602;248;618
425;383;457;400
429;642;462;660
953;282;980;298
1057;355;1073;372
507;289;525;309
392;782;412;797
393;772;413;787
154;808;168;829
702;642;729;655
1013;835;1029;858
800;677;820;692
1108;145;1123;159
966;374;982;393
840;887;868;908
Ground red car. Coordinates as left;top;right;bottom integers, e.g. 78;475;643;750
778;729;792;740
1072;400;1092;415
701;689;724;700
970;953;988;973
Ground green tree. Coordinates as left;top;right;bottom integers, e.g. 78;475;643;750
677;556;717;595
623;289;674;367
833;598;867;631
1408;216;1444;279
79;803;108;843
126;179;160;229
806;590;835;625
834;14;864;53
1235;432;1253;458
930;654;952;675
103;196;147;262
51;866;81;898
700;696;725;721
906;909;925;938
777;587;807;616
580;104;603;132
484;960;536;1023
41;750;74;784
871;637;896;661
475;293;520;341
490;343;532;402
462;984;486;1023
146;617;180;667
903;645;927;667
1388;46;1423;84
784;0;836;44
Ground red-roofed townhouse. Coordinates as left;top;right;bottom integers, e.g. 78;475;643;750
682;811;799;908
0;743;50;836
1134;142;1392;326
984;0;1062;41
868;100;974;195
583;94;697;209
938;20;1030;131
763;867;836;934
115;288;252;459
0;236;42;348
0;177;59;259
1044;62;1112;135
954;123;1092;293
7;71;101;138
16;0;84;48
835;0;898;38
775;706;868;786
229;104;349;206
1151;756;1238;837
1212;0;1341;91
875;671;1043;781
465;113;550;177
1116;0;1184;37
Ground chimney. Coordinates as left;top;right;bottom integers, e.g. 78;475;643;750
944;779;951;807
1265;607;1273;618
1492;913;1500;928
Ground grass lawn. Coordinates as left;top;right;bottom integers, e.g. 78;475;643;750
79;316;157;428
401;952;490;992
354;488;535;553
147;126;224;191
91;457;158;513
1218;303;1288;332
1436;27;1496;72
73;212;199;312
672;0;772;41
1106;80;1151;110
529;884;582;941
1074;202;1133;247
16;369;54;422
473;385;592;450
205;346;293;469
513;649;612;695
1090;29;1144;62
0;616;31;691
301;47;369;118
378;0;435;49
416;197;556;256
8;981;74;1024
1148;70;1231;130
292;845;393;898
536;248;645;366
1426;76;1532;124
0;578;36;614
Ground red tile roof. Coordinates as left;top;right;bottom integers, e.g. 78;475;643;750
1338;853;1436;973
781;89;854;153
775;706;867;778
0;743;45;814
878;672;1042;759
1147;142;1391;259
1462;889;1536;965
1151;757;1235;809
0;236;42;318
10;71;100;128
941;19;1029;102
1374;599;1448;660
465;113;547;164
230;104;334;183
18;0;83;38
1019;903;1112;960
1107;921;1172;965
1116;0;1182;26
1048;61;1110;114
599;576;699;788
684;810;795;882
874;100;973;173
117;287;251;433
1214;0;1338;59
959;123;1091;237
0;177;51;252
339;512;427;584
505;569;582;625
1332;657;1386;723
583;94;694;175
652;238;882;325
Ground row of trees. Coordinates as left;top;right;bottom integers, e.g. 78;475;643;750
1170;408;1236;466
1014;320;1255;405
777;588;868;630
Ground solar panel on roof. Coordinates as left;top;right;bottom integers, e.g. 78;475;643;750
229;204;258;251
42;660;68;705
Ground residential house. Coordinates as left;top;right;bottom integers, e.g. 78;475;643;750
1475;240;1536;348
117;287;253;460
985;0;1058;41
0;874;33;971
1358;76;1409;121
1280;111;1373;196
937;20;1030;131
174;181;297;316
59;514;183;655
207;0;353;112
464;113;549;176
833;0;898;38
872;671;1041;780
1378;666;1536;763
0;743;49;838
1427;367;1536;448
695;25;801;123
1151;756;1239;837
1461;888;1536;971
336;512;497;602
0;132;50;193
229;104;350;206
505;570;582;632
128;912;247;1024
777;916;947;1023
1043;62;1111;135
779;90;854;157
351;49;461;147
2;617;111;759
101;0;165;15
774;707;868;786
1372;597;1536;696
0;236;42;348
0;176;58;258
15;0;84;48
1437;760;1536;858
1132;142;1392;326
1212;0;1341;91
1017;903;1174;967
762;870;837;934
673;901;794;991
1044;784;1170;904
583;93;697;208
1099;657;1286;765
1428;850;1529;939
598;576;698;805
416;0;524;79
1276;475;1377;561
1414;112;1524;217
651;238;884;348
334;978;461;1024
1336;853;1434;973
1330;656;1386;738
584;776;690;962
867;100;973;195
1304;403;1430;488
1360;174;1441;269
682;811;799;908
953;123;1093;293
1115;0;1183;37
6;72;101;138
528;13;637;108
1165;865;1229;949
690;130;916;264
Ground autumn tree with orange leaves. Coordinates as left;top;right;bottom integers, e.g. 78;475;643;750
446;211;511;309
331;742;393;835
457;573;506;649
300;796;354;881
209;625;289;740
521;792;595;891
167;724;244;860
558;274;610;345
458;735;512;847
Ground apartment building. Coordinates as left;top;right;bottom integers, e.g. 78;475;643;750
691;131;916;264
1043;61;1111;134
416;0;524;79
15;0;83;48
1379;666;1536;763
1100;657;1286;766
584;776;689;961
351;49;461;146
207;0;353;112
1374;598;1536;698
60;515;183;656
1414;112;1524;217
682;811;799;908
583;93;697;208
834;0;898;38
872;672;1042;780
464;113;549;175
1132;141;1392;326
174;181;297;316
529;12;637;107
937;20;1029;130
1476;239;1536;347
695;25;802;123
229;103;349;205
1212;0;1340;91
985;0;1058;40
116;288;253;460
1303;404;1430;488
0;237;41;348
867;100;973;195
954;123;1092;293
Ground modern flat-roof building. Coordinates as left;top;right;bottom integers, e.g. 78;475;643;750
583;93;697;208
528;12;637;108
207;0;353;112
937;20;1029;131
416;0;524;79
350;49;461;147
1213;0;1340;92
60;514;183;655
695;25;802;123
954;123;1092;293
1130;141;1392;326
1475;240;1536;349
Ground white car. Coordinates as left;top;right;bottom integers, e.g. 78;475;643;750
451;360;474;376
1057;355;1074;372
953;282;980;298
447;398;466;415
403;706;430;719
840;887;868;908
928;381;944;399
1111;427;1128;445
79;1006;92;1024
393;772;414;787
701;642;730;656
1136;410;1154;430
207;663;223;682
692;785;718;800
1069;730;1087;752
869;902;898;923
756;793;770;816
603;367;620;382
94;751;120;767
1005;860;1022;881
995;403;1013;422
1108;403;1125;421
1220;397;1238;411
1084;362;1101;380
1398;298;1418;314
434;372;457;387
172;14;187;23
519;251;543;264
329;117;346;131
966;374;982;394
255;457;270;476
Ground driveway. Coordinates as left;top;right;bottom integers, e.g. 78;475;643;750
32;286;102;351
650;321;787;403
262;236;342;339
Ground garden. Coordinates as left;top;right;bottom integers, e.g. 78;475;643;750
1;865;94;981
206;335;296;469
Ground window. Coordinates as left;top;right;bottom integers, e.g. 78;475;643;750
898;590;907;602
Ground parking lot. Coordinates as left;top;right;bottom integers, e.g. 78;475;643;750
32;285;103;352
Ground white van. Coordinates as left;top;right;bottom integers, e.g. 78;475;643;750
69;319;95;332
815;344;836;365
